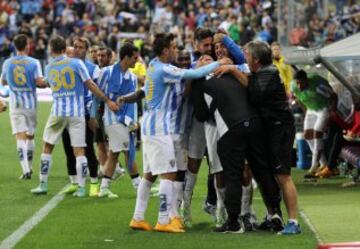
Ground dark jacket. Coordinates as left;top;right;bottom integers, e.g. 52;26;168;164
190;74;258;137
247;64;294;125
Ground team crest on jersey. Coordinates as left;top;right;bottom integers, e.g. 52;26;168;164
170;159;175;167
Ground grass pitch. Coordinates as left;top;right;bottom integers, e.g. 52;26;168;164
1;103;359;249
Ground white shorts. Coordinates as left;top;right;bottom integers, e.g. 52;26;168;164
172;134;189;171
142;135;177;176
105;123;130;153
43;116;86;147
10;108;37;136
205;122;223;174
188;116;206;159
304;108;330;132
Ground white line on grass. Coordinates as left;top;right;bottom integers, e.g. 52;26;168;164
0;185;68;249
300;210;324;244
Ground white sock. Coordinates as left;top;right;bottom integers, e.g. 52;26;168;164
288;219;298;225
17;140;30;174
39;153;52;182
182;171;197;209
133;178;152;221
69;175;77;184
170;181;183;218
307;139;314;152
76;156;88;188
158;179;173;225
26;139;35;171
131;176;142;190
319;154;328;167
215;185;226;210
241;184;252;215
100;177;111;189
310;138;324;173
90;177;98;184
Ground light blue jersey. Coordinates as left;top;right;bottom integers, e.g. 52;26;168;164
141;58;218;136
1;55;42;110
83;60;100;115
45;55;90;117
97;63;137;127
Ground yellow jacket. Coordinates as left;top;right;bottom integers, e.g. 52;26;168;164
273;56;293;94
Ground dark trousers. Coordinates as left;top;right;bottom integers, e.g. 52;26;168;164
206;173;217;205
62;117;98;178
324;121;344;170
204;150;217;205
217;119;281;221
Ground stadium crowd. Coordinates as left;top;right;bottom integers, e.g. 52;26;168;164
0;0;359;63
0;0;360;237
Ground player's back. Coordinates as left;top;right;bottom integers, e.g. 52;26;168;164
2;55;42;110
45;56;90;117
142;58;185;136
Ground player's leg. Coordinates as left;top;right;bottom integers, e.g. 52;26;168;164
26;110;37;174
68;117;88;197
15;132;31;179
31;116;66;194
271;124;301;235
303;110;318;176
169;134;188;229
130;136;156;231
99;123;129;198
130;172;156;231
10;111;31;178
85;118;99;197
240;164;256;231
124;132;141;190
60;129;78;194
182;118;206;226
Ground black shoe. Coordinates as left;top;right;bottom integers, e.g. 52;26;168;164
19;172;31;180
271;214;284;232
304;172;318;179
257;217;272;231
241;213;255;232
214;219;244;233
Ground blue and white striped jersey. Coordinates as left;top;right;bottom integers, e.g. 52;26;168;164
1;55;42;110
97;63;137;126
141;58;188;136
83;60;100;115
45;55;90;117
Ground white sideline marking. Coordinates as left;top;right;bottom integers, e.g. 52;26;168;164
300;210;324;244
0;186;68;249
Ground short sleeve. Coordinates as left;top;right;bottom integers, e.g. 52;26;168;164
76;60;91;82
33;59;43;78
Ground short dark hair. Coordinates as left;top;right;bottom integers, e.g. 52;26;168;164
13;34;28;51
73;37;91;50
98;46;113;58
119;42;139;60
153;33;175;56
49;36;66;54
294;70;308;81
245;41;272;66
194;27;213;42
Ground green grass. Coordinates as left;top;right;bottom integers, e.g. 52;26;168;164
0;103;359;249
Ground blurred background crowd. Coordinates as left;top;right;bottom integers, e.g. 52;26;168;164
0;0;359;65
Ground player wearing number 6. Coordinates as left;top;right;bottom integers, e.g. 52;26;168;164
1;34;47;180
31;36;119;197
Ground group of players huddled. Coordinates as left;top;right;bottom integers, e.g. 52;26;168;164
1;28;309;235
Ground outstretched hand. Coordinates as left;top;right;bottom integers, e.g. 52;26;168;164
106;99;119;112
214;65;234;78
